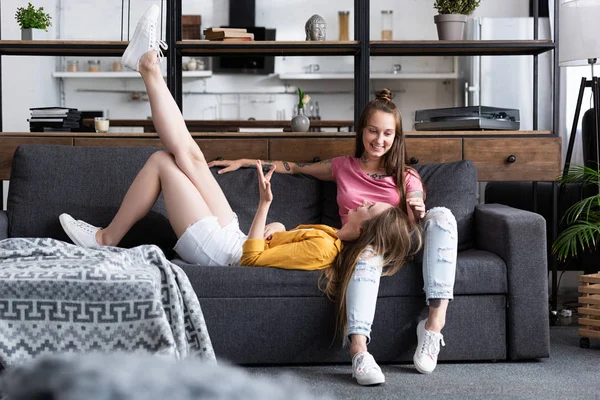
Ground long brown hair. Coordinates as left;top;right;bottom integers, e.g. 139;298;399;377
319;206;422;341
355;89;418;215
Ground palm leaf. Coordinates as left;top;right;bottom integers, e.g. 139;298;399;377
552;220;600;260
559;163;600;185
553;162;600;260
561;195;600;224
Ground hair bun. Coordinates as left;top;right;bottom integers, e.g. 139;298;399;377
375;89;394;102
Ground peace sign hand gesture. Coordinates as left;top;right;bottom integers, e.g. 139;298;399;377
256;160;276;204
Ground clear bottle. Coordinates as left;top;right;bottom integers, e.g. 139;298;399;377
88;60;101;72
338;11;350;41
67;60;79;72
381;10;393;40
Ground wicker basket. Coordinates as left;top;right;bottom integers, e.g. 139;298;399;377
578;273;600;348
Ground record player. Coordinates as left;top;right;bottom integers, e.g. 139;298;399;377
414;106;520;131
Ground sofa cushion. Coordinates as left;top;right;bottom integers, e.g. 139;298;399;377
7;145;177;256
415;160;478;250
174;248;506;298
213;168;323;232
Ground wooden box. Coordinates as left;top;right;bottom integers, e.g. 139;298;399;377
578;273;600;348
182;15;201;40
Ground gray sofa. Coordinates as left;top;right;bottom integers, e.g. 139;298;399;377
0;144;550;364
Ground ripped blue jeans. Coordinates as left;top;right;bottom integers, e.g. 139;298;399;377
346;206;457;343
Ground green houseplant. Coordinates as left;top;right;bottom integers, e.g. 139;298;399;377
15;2;52;40
552;164;600;261
433;0;482;40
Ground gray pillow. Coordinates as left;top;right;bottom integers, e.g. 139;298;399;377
415;160;478;250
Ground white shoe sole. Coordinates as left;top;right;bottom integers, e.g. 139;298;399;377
413;355;434;375
355;375;385;386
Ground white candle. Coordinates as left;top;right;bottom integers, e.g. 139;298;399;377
94;117;110;133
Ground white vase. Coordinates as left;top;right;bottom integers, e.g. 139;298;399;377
291;108;310;132
21;28;46;40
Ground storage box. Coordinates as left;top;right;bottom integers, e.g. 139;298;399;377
182;15;201;40
578;273;600;347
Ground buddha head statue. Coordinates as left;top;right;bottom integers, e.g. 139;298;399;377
305;14;326;41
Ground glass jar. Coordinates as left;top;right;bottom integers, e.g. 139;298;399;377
88;60;101;72
67;60;79;72
381;10;393;40
338;11;350;41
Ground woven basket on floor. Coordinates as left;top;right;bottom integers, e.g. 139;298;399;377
578;273;600;348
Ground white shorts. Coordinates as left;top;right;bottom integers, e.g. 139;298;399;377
173;214;247;267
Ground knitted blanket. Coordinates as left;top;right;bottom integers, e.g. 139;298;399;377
0;238;215;368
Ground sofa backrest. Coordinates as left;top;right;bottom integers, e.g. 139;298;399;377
7;145;477;254
415;161;478;250
7;145;178;256
6;145;324;255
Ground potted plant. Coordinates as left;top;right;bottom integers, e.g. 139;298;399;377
433;0;481;40
291;87;311;132
552;164;600;261
15;2;52;40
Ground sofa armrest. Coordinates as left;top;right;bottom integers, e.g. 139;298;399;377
0;210;7;240
474;203;550;360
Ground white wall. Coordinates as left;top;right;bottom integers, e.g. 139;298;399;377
1;0;60;132
1;0;531;132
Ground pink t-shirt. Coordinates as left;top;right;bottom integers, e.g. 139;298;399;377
331;156;424;225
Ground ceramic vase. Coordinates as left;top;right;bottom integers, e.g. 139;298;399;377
434;14;468;40
21;28;45;40
291;108;310;132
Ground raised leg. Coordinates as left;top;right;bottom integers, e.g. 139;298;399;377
99;151;212;245
138;52;234;227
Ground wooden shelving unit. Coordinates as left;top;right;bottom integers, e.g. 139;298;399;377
369;40;555;56
177;40;359;56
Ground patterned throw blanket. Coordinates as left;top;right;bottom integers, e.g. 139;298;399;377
0;238;215;368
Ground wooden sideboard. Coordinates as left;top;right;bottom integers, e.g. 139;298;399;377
0;131;561;182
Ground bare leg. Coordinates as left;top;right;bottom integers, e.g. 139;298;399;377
138;51;234;226
98;151;212;245
426;299;449;333
349;335;368;358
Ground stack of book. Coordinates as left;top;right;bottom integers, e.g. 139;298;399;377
203;28;254;42
29;107;82;132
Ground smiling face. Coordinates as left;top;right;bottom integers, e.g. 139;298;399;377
361;110;397;160
347;200;393;226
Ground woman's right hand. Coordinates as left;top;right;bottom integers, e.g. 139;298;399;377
208;159;245;174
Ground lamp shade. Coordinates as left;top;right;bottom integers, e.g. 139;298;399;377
559;0;600;66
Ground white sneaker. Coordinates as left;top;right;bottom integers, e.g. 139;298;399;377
121;5;167;71
413;318;445;374
351;351;385;386
59;213;101;248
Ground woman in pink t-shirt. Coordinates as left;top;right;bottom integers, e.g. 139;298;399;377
211;89;457;385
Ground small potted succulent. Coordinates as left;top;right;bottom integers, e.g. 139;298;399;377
291;87;311;132
433;0;481;40
15;2;52;40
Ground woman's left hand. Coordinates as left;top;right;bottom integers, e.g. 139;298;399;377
407;197;426;219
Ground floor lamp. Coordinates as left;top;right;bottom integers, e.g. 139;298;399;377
560;0;600;176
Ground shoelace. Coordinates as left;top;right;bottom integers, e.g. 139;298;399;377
76;221;96;234
355;353;380;374
148;22;168;63
420;330;446;357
